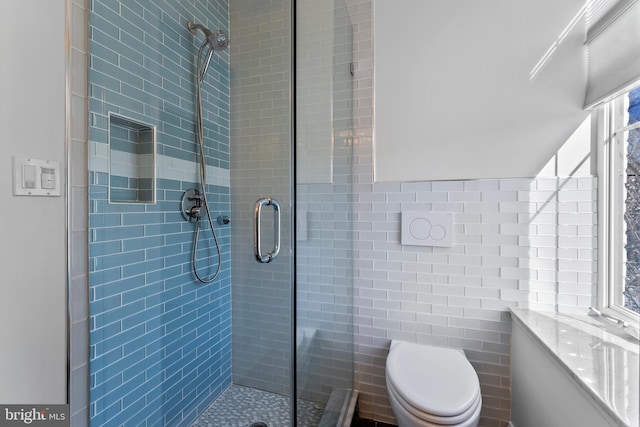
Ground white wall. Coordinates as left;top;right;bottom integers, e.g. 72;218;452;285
373;0;590;182
0;0;67;403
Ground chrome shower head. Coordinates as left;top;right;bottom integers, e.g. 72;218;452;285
187;21;229;81
205;29;229;52
188;21;229;51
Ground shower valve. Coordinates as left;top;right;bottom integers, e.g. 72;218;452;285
188;206;205;220
181;188;205;222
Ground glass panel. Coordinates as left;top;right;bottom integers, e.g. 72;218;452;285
624;87;640;314
229;0;295;426
296;0;355;425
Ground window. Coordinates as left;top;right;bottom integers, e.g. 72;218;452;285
624;88;640;314
598;85;640;322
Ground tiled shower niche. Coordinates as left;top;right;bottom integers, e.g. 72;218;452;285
108;113;155;204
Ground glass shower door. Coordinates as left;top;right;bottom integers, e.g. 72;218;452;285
230;0;356;424
86;0;354;424
229;0;296;425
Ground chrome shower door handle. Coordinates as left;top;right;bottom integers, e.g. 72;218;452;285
254;197;281;263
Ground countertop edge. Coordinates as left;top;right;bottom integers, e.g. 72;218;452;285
509;308;636;427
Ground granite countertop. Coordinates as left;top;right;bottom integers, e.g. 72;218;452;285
510;308;639;427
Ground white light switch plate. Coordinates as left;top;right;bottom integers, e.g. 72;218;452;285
401;211;453;247
12;155;61;196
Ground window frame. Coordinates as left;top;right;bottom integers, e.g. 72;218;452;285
596;90;640;327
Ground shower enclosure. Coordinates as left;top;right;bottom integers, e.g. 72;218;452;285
86;0;354;426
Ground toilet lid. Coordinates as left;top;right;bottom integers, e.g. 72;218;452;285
386;342;480;417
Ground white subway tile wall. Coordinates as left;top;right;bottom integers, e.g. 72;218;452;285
353;176;597;425
344;1;597;425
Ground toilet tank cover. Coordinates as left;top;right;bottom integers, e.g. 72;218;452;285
386;341;481;417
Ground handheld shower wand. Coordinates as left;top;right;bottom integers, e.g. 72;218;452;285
185;21;229;283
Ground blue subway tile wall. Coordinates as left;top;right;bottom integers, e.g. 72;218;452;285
88;1;231;426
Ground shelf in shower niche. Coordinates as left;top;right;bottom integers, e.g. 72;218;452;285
108;113;156;204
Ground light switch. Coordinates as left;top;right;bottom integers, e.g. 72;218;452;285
41;167;56;189
22;165;36;188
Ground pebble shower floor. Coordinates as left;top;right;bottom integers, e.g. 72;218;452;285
190;385;324;427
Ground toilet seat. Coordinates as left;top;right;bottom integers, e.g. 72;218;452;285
386;341;481;426
387;377;482;425
386;342;481;417
387;383;482;427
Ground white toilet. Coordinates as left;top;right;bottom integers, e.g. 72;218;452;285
385;341;482;427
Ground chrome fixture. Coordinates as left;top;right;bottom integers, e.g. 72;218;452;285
184;20;229;284
181;188;222;283
254;197;281;263
187;21;229;82
588;306;630;328
181;188;205;222
589;307;640;341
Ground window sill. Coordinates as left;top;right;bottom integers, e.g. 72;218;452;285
510;308;639;427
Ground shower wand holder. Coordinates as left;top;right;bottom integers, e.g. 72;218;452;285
181;188;204;222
